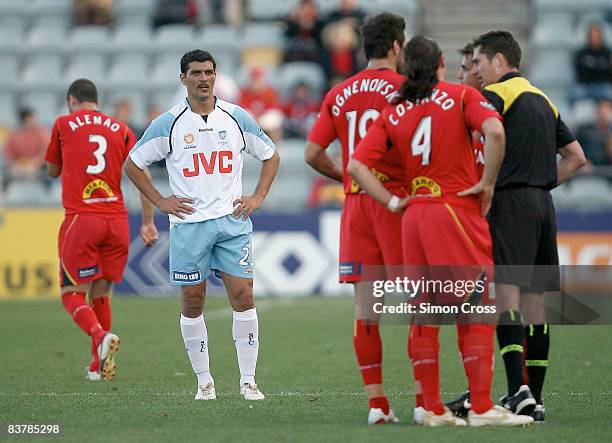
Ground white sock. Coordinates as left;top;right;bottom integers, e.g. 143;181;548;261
180;313;214;386
232;308;259;386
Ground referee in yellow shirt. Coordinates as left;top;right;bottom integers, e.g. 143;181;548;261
471;31;586;422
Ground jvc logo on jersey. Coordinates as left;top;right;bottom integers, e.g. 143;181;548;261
172;270;201;282
182;151;233;177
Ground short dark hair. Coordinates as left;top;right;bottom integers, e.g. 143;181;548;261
67;78;98;103
180;49;216;74
473;30;521;68
399;35;441;102
458;42;474;57
18;107;33;123
361;12;406;60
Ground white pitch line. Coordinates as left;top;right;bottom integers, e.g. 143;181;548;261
1;391;609;397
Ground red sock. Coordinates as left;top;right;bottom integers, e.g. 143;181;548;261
353;320;383;386
369;396;390;415
463;324;495;414
407;324;424;408
457;324;469;377
409;325;444;415
91;296;111;330
62;292;106;347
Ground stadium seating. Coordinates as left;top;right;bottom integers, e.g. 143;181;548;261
0;55;19;93
4;179;49;207
277;62;327;98
0;0;608;211
565;177;612;210
23;24;67;57
0;92;17;127
111;24;153;55
68;26;112;56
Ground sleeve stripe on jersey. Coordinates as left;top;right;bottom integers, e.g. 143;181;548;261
218;106;246;150
168;106;189;153
230;105;276;150
130;110;177;155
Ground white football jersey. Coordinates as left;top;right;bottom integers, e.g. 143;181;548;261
130;98;276;223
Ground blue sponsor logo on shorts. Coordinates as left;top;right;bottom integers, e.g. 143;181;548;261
339;262;361;276
78;266;98;278
172;270;201;282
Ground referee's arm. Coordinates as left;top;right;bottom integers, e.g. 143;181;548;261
557;140;586;185
555;115;586;185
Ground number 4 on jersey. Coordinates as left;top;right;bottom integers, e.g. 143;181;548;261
411;116;432;165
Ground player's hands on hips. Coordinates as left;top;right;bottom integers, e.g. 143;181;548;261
156;195;195;219
457;182;494;216
233;195;264;220
140;222;158;247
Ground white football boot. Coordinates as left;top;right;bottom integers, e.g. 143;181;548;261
468;405;535;427
240;382;265;400
423;407;467;427
85;366;101;381
97;333;120;381
413;406;426;425
368;408;399;425
195;382;217;400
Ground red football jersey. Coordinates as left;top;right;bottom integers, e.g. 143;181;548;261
308;68;407;194
46;109;136;216
353;81;501;209
472;130;485;178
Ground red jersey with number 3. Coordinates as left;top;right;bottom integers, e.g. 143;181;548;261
46;109;136;216
307;68;407;194
353;81;501;209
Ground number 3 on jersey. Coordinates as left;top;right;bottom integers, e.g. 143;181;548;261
346;109;379;155
86;134;107;174
411;116;431;165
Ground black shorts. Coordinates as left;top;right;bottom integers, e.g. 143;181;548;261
488;186;560;292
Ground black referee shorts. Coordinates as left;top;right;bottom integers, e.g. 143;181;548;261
488;186;560;292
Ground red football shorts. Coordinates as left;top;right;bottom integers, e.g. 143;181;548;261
402;201;494;305
339;193;404;283
58;213;130;286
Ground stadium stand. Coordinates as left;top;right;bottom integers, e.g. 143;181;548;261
0;0;609;211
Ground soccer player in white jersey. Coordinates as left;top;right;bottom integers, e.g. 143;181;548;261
125;50;280;401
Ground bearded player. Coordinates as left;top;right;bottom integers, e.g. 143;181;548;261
349;36;533;427
46;79;157;381
305;12;408;425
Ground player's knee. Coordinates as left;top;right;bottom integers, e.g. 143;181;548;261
229;281;254;311
181;286;205;315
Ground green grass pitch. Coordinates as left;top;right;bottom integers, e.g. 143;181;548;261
0;296;610;442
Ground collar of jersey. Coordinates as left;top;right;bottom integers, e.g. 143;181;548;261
184;96;218;117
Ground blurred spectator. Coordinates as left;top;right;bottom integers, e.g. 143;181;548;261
239;67;284;144
282;81;320;138
152;0;198;28
577;99;612;169
3;108;49;180
195;0;244;26
283;0;327;67
73;0;114;26
112;98;138;130
571;23;612;104
136;104;163;139
321;0;366;81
